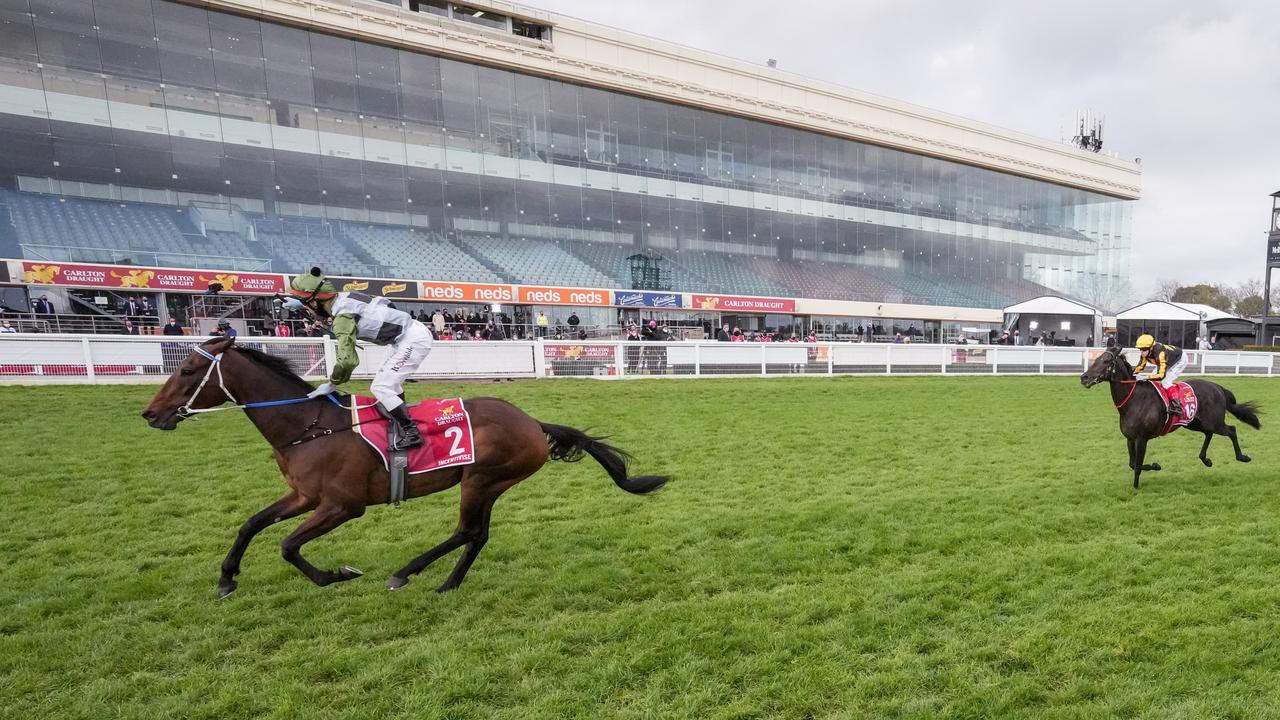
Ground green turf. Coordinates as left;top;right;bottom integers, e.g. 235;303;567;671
1;375;1278;719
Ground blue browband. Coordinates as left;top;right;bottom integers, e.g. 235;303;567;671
193;346;221;362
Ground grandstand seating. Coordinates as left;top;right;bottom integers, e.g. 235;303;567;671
2;191;269;267
255;226;370;278
344;225;502;283
669;252;787;297
863;267;978;308
0;190;1068;309
745;258;922;304
457;234;616;288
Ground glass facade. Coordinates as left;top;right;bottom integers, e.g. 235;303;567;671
0;0;1132;309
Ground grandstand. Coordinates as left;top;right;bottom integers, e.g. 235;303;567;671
456;234;617;289
1;188;1076;310
0;0;1138;325
344;225;503;283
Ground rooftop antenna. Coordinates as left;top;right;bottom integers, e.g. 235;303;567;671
1071;109;1104;153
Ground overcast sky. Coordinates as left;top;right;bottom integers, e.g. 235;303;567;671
534;0;1280;297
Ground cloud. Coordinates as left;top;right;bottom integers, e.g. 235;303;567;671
536;0;1280;295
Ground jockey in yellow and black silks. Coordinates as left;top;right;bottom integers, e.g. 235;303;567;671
1134;334;1188;414
282;267;431;451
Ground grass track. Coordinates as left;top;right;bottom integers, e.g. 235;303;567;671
2;375;1279;719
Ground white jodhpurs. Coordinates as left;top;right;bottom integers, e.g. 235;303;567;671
370;322;433;410
1159;353;1188;389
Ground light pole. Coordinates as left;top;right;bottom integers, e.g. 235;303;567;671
1261;190;1280;345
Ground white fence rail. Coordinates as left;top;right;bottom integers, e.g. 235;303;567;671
2;335;1278;385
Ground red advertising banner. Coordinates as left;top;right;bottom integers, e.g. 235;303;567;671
691;294;797;313
518;286;610;306
418;280;515;304
21;262;284;294
543;344;617;360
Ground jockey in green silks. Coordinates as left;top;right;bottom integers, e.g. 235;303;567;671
283;267;431;451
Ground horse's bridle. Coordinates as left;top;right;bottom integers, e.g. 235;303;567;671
177;345;240;418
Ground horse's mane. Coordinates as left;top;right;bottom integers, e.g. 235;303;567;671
1105;347;1133;374
230;345;316;393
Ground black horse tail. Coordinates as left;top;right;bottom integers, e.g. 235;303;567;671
540;422;669;494
1225;390;1262;430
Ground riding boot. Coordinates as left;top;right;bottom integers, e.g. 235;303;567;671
1169;398;1183;417
387;403;424;451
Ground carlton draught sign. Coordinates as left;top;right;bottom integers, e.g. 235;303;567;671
21;262;284;294
691;294;796;313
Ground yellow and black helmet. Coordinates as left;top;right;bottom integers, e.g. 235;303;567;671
1135;334;1155;349
288;267;337;303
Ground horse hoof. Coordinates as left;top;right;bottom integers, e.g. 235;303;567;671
1149;463;1162;471
1201;457;1213;467
217;582;237;600
337;565;363;581
436;583;457;594
1239;455;1252;463
387;576;408;591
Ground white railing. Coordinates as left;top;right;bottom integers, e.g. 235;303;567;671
2;335;1277;384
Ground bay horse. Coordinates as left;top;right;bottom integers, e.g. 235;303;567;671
1080;347;1260;489
141;336;667;597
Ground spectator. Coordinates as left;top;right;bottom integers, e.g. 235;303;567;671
162;318;185;336
485;320;507;341
715;323;731;342
32;294;54;315
641;320;659;341
142;296;157;318
1013;330;1023;346
211;320;237;339
787;333;800;343
432;310;445;336
567;312;580;329
893;332;904;344
1086;334;1094;347
123;296;142;321
625;323;640;341
804;332;817;342
0;319;16;334
275;321;292;337
731;327;745;342
536;312;548;337
123;320;140;335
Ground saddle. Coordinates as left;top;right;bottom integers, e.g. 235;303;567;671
349;396;476;506
1151;381;1198;435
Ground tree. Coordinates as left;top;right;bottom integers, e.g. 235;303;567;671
1170;283;1232;312
1235;294;1265;317
1076;274;1134;313
1151;279;1181;303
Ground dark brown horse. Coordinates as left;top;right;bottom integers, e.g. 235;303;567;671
1080;347;1260;489
141;336;667;597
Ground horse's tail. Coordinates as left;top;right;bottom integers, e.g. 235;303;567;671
1224;390;1262;430
539;422;669;494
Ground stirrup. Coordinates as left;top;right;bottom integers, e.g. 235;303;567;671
391;424;424;451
